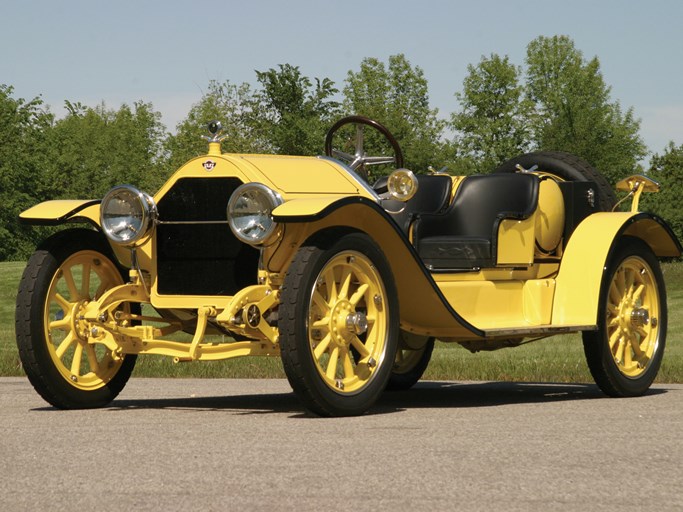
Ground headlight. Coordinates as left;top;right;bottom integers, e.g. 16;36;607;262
387;169;418;201
228;183;283;245
100;185;157;246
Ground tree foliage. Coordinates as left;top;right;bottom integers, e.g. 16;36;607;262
252;64;340;155
452;36;646;182
165;80;263;172
0;85;54;259
344;54;447;173
525;35;646;183
451;54;531;174
46;100;167;198
642;143;683;243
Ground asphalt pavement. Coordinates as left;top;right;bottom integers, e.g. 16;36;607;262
1;377;681;511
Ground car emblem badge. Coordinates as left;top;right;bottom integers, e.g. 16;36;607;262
202;160;216;172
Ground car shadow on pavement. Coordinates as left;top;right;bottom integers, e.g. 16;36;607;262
98;380;668;417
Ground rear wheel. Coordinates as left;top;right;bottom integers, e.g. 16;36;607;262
494;151;616;211
15;229;136;409
387;333;434;391
279;232;399;416
583;237;666;396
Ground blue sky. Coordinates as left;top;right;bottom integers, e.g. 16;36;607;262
3;0;682;160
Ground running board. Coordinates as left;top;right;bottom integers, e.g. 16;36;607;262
481;324;597;338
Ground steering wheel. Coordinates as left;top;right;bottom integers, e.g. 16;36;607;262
324;115;404;180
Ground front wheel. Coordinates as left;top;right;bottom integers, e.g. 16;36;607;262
583;237;666;397
15;228;137;409
279;232;399;416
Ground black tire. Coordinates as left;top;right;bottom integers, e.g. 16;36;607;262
386;333;434;391
582;237;666;397
494;151;617;211
15;228;137;409
279;231;399;416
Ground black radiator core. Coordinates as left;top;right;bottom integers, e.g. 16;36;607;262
156;177;258;296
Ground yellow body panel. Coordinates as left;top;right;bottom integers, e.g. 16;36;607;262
496;216;536;266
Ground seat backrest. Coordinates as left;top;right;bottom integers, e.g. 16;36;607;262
375;174;453;233
415;173;539;240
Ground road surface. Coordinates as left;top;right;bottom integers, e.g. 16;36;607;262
1;377;681;511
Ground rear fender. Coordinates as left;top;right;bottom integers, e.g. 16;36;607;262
552;212;681;326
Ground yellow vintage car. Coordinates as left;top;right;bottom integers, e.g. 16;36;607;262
16;116;682;416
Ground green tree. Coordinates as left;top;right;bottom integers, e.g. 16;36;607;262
642;143;683;243
46;100;167;198
343;54;447;174
165;80;264;172
451;54;532;174
0;85;54;260
251;64;340;156
525;35;645;183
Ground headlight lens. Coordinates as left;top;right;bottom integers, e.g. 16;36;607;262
100;185;157;245
228;183;283;245
387;169;418;201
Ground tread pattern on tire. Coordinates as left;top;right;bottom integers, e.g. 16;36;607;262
15;228;136;409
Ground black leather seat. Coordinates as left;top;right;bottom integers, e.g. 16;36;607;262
374;174;453;234
413;173;539;269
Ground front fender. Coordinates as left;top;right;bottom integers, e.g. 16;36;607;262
552;212;681;326
19;199;101;227
273;196;484;339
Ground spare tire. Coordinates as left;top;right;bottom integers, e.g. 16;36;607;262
494;151;616;211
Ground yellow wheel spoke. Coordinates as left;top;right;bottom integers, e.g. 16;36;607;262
628;335;644;357
55;333;76;359
632;283;645;303
342;350;355;379
636;326;649;339
608;285;622;310
614;336;626;363
81;262;92;298
607;304;619;317
95;279;112;300
62;267;80;301
312;290;330;315
623;343;633;367
84;344;100;373
311;317;330;329
314;334;332;360
54;292;72;313
49;317;71;331
608;328;621;351
323;268;337;302
616;269;626;297
338;267;352;300
350;336;371;358
326;347;339;380
348;283;369;307
70;343;84;375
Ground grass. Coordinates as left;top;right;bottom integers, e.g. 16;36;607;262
2;261;682;383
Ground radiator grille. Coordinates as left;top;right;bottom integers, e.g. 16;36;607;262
156;177;258;295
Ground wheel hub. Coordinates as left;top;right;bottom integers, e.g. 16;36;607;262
70;299;91;341
630;307;650;328
329;300;364;347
